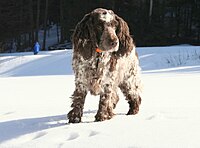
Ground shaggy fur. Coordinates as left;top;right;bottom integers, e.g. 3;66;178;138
68;8;142;123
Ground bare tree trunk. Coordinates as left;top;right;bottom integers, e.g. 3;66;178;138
149;0;153;24
60;0;65;43
29;0;34;46
42;0;49;50
198;28;200;41
24;34;27;51
176;6;181;38
56;23;60;43
17;35;22;52
17;0;23;52
189;5;193;35
35;0;40;42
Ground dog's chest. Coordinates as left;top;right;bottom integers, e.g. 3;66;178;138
86;53;118;95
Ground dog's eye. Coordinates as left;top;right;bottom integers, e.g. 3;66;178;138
97;25;103;31
106;23;111;27
102;11;107;15
96;31;102;44
95;21;104;30
108;10;114;15
106;21;117;29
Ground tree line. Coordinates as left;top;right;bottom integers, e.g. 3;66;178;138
0;0;200;53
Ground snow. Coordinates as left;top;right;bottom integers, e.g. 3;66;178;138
0;45;200;148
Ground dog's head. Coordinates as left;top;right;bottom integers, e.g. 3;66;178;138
73;8;134;59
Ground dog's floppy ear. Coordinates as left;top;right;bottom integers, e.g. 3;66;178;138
115;15;134;56
72;13;97;60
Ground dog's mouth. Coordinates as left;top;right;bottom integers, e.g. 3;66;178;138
97;41;119;53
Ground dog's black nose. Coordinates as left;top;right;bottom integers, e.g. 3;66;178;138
110;40;118;47
103;11;107;15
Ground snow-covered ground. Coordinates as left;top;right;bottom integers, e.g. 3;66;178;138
0;45;200;148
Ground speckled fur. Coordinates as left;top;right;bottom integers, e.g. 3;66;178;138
68;8;142;123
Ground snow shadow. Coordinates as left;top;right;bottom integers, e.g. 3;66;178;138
0;114;66;143
0;51;73;77
142;65;200;74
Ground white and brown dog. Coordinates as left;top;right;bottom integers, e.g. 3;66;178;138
68;8;142;123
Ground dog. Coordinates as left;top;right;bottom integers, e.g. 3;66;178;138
68;8;142;123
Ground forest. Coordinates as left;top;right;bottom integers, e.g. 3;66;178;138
0;0;200;53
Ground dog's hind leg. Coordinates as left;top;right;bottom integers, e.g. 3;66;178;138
119;80;142;115
126;95;141;115
67;84;87;123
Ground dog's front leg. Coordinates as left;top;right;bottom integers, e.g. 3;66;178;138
95;85;118;121
67;84;87;123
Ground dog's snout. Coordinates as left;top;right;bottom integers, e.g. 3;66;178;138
110;40;118;47
109;36;118;47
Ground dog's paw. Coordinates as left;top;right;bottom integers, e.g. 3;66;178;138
95;111;114;122
67;109;82;123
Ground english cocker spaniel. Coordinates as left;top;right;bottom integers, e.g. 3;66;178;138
68;8;142;123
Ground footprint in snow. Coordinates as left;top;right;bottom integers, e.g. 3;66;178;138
89;131;99;137
146;113;165;120
33;131;47;140
67;132;79;141
2;111;15;116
